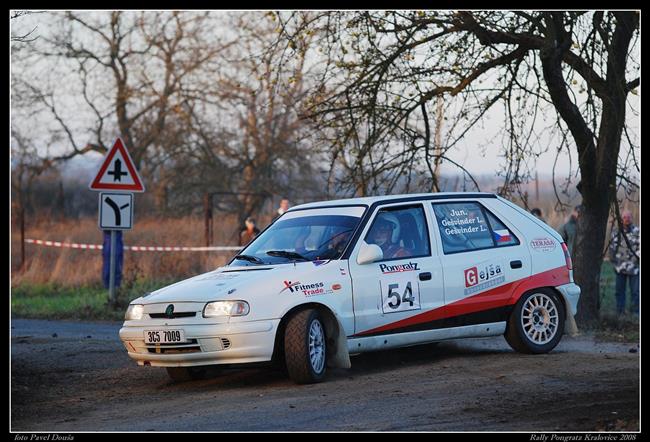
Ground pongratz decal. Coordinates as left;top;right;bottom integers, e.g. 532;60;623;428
464;262;505;296
379;262;420;274
530;237;556;252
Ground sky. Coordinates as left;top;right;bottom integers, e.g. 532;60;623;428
11;10;641;187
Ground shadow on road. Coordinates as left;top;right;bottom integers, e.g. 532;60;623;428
164;339;513;390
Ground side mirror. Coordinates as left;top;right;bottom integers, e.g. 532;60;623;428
356;241;383;265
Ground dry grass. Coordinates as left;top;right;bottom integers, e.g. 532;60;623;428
11;215;250;287
11;195;638;289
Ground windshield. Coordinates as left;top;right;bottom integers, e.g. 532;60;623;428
231;207;365;266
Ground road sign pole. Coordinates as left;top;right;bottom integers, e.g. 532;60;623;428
90;137;143;307
109;230;117;305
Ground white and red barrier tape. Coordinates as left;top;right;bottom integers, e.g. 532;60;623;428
25;239;240;252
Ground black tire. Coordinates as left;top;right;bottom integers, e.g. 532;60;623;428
505;288;566;354
166;366;207;382
284;309;327;384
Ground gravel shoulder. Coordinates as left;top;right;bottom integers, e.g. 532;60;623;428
11;318;640;431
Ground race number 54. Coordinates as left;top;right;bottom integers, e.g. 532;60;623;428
381;278;421;314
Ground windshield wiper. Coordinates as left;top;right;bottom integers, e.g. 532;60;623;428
266;250;310;262
234;254;265;264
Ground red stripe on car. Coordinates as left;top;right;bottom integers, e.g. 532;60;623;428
356;265;570;336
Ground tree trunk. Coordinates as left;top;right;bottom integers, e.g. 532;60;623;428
573;191;611;325
239;161;269;222
571;93;627;326
538;12;635;326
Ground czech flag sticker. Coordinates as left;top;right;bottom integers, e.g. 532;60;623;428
493;229;512;243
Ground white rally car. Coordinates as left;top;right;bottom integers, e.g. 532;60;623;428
120;193;580;383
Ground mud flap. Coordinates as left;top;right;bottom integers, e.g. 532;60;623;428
323;314;352;369
564;311;579;337
557;284;580;337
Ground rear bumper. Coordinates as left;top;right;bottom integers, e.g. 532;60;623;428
555;282;581;316
119;319;280;367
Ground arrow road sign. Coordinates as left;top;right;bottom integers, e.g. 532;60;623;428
89;138;145;192
99;193;134;230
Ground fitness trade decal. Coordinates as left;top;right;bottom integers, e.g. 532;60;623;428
464;262;505;295
379;261;420;274
282;280;334;297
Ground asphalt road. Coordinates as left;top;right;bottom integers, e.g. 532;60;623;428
11;318;639;431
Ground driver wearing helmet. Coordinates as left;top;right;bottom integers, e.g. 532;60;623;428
367;214;408;259
294;226;312;255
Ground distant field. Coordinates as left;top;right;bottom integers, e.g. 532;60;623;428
10;200;573;288
11;215;257;287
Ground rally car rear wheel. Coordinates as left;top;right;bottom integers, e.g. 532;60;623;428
284;309;327;384
505;288;565;354
166;366;207;382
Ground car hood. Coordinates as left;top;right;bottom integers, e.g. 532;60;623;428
132;260;349;304
135;266;277;304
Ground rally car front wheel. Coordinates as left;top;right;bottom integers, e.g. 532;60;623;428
284;309;327;384
505;288;565;354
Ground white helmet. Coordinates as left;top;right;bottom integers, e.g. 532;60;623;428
373;212;401;244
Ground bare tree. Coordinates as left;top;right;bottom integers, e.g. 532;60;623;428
12;11;325;222
280;11;639;325
13;11;235;211
182;12;325;221
10;10;43;44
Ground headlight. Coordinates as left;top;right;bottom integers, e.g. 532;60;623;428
125;304;144;321
203;300;250;318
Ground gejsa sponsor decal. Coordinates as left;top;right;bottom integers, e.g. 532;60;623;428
530;237;556;252
379;261;420;274
282;280;333;297
464;262;505;295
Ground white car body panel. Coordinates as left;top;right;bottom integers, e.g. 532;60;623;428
119;192;580;371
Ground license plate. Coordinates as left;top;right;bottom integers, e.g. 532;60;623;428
144;329;186;344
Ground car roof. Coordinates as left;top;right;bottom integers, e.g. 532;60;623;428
289;192;498;211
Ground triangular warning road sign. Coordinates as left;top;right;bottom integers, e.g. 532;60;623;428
89;138;145;192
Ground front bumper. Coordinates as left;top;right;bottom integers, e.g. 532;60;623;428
119;319;280;367
555;282;581;317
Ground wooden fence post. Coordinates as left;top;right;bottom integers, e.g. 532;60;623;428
204;193;213;247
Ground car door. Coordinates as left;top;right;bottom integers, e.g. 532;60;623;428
347;202;445;336
430;199;532;324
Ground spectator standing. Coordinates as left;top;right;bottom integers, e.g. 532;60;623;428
277;197;290;217
609;210;640;316
239;217;260;247
102;230;123;289
559;205;582;256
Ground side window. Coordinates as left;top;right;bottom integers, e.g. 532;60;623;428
432;202;520;254
365;205;430;261
485;211;519;247
432;202;494;254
